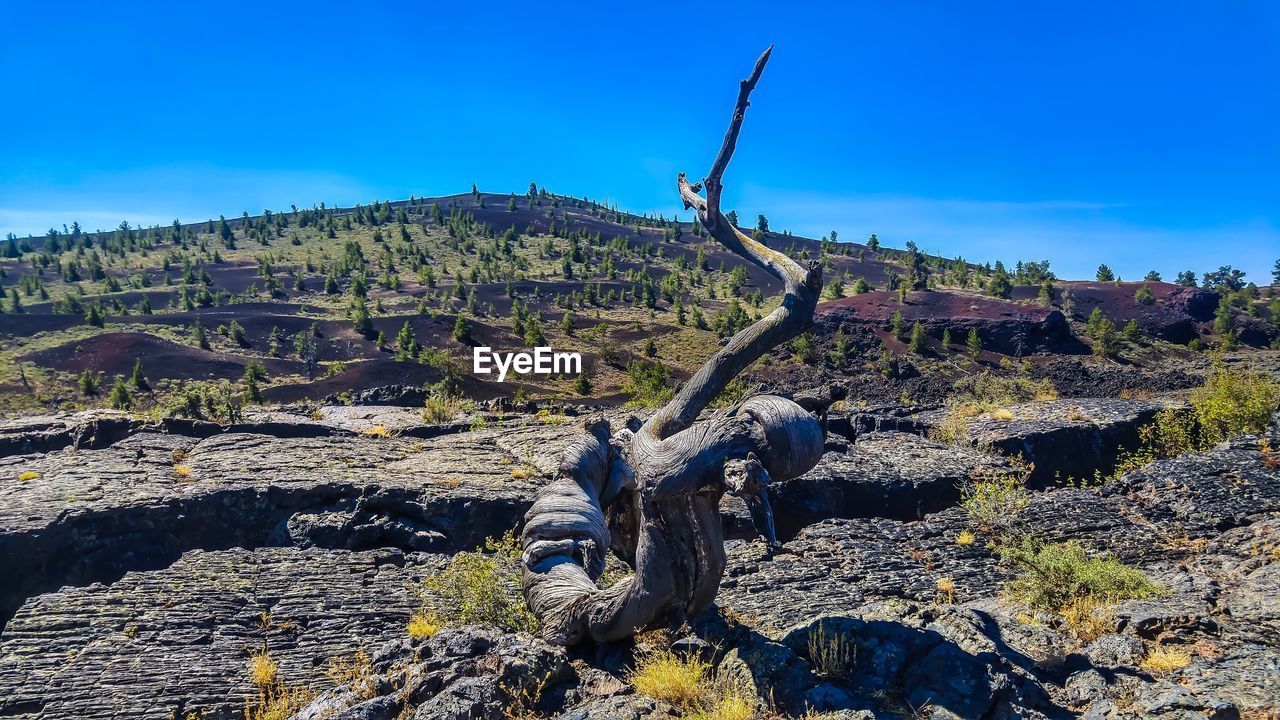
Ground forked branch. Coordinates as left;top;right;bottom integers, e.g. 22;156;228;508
653;46;822;440
521;47;834;647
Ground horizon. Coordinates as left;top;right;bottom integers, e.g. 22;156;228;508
2;1;1276;283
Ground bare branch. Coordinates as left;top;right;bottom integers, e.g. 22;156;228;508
652;47;822;440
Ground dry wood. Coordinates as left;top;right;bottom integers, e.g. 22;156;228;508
521;48;838;645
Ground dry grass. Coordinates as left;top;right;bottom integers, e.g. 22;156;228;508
685;692;756;720
1261;439;1280;469
629;650;709;709
173;464;192;478
247;648;278;688
16;470;38;482
243;684;312;720
955;529;976;546
407;609;440;639
360;424;390;437
990;408;1015;421
325;649;376;699
1141;645;1192;674
928;408;970;446
1059;595;1116;643
510;465;536;480
1065;407;1089;422
936;577;956;604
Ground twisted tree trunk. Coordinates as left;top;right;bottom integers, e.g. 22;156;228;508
521;47;840;645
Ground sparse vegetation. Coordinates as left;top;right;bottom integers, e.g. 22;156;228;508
629;650;709;708
623;358;674;408
416;533;537;633
1141;645;1193;674
807;618;858;680
1001;538;1163;609
1191;361;1280;445
407;609;441;639
961;468;1031;534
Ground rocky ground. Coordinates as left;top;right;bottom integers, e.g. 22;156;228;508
0;398;1277;719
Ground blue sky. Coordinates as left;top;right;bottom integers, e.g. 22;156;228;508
2;1;1276;282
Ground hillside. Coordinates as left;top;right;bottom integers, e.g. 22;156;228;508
1;188;1277;419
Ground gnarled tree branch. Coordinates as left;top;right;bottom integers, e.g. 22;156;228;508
522;47;835;646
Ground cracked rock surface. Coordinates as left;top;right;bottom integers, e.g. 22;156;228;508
0;402;1276;719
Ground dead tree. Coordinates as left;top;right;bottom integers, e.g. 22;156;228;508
521;47;839;645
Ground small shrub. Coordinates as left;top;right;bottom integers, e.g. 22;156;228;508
949;372;1056;414
936;577;956;604
360;424;390;437
991;408;1014;421
325;649;376;699
961;469;1030;534
629;650;708;709
623;358;674;408
173;464;192;478
407;609;441;639
423;395;462;423
248;648;278;688
955;530;976;546
998;538;1162;613
1111;408;1199;478
685;692;756;720
17;471;38;482
1141;645;1193;674
1191;362;1280;445
417;533;537;633
807;619;857;680
928;408;971;446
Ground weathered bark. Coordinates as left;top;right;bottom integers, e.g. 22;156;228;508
521;47;837;645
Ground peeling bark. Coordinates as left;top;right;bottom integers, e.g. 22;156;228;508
521;48;842;645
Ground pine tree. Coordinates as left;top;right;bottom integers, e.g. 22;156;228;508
192;320;209;350
966;328;982;357
942;327;952;347
909;321;927;354
85;303;105;327
574;372;592;396
79;370;98;395
561;312;575;336
453;313;470;342
130;359;149;391
8;288;22;313
108;377;131;409
396;321;418;360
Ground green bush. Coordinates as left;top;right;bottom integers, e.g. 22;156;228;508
1191;361;1280;445
998;537;1161;612
623;358;674;408
417;534;537;633
961;469;1030;534
949;371;1057;413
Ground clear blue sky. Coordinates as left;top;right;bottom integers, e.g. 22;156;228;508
2;1;1276;282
